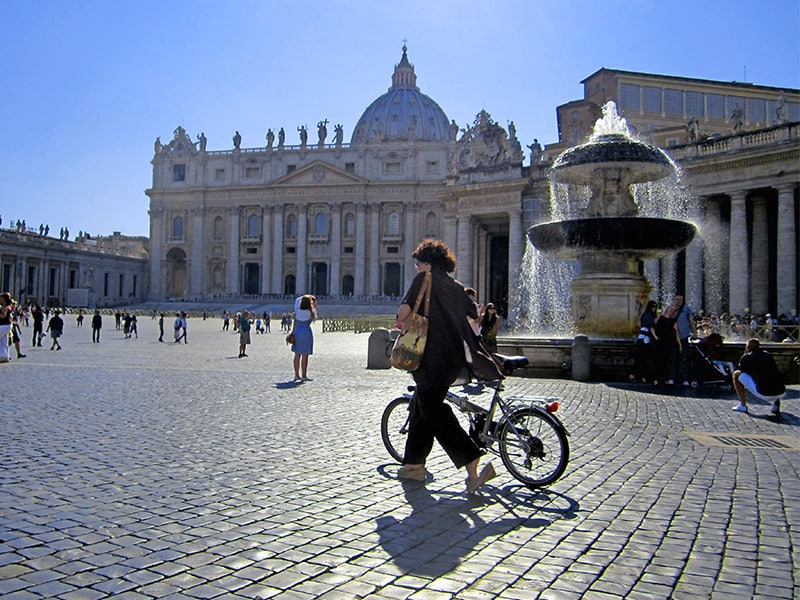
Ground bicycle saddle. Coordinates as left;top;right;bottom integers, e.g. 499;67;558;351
494;354;530;374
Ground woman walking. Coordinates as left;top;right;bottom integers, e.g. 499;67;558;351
396;239;502;493
291;295;317;383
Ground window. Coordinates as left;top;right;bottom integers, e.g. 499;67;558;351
215;168;225;181
286;165;296;174
706;94;725;119
287;217;297;239
245;166;260;178
642;87;661;113
747;98;766;123
344;246;354;254
315;212;328;235
425;211;437;237
345;162;355;173
685;91;704;118
619;84;640;110
172;216;184;239
387;211;400;235
172;164;186;182
246;247;257;254
426;161;439;174
344;213;355;237
387;246;399;254
286;246;296;254
664;89;683;115
385;161;401;174
69;269;77;288
213;216;224;240
247;214;260;237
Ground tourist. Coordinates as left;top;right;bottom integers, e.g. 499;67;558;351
180;311;188;343
480;303;500;355
31;304;44;346
291;295;317;383
91;310;102;343
158;313;164;342
10;307;25;359
0;293;16;362
395;239;502;493
173;313;183;342
672;294;697;386
238;311;252;357
46;309;64;351
732;338;785;418
653;305;680;385
631;300;658;383
76;309;84;327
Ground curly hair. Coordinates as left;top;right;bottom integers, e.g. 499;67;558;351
412;239;456;273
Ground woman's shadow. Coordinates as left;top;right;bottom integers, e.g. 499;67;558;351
375;467;579;577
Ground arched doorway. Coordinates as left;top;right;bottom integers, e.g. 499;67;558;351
166;247;187;298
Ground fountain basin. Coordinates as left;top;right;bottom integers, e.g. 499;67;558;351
528;217;697;260
550;134;673;185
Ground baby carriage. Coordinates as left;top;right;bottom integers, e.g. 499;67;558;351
689;334;734;392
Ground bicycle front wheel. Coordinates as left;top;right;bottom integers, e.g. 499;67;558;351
498;408;569;488
381;397;411;463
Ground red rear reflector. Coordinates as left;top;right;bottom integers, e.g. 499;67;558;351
546;401;559;413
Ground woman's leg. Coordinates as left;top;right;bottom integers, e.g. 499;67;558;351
300;355;309;378
293;353;301;379
411;386;481;469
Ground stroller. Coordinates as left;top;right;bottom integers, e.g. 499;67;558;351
690;334;734;392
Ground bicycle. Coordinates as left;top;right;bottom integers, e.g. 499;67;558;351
381;354;570;488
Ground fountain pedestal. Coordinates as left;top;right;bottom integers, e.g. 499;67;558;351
571;271;651;337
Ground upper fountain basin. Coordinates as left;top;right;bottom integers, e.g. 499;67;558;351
550;134;673;185
528;217;697;260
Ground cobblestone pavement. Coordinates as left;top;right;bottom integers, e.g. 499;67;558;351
1;316;798;599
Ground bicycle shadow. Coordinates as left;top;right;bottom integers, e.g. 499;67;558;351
375;467;579;577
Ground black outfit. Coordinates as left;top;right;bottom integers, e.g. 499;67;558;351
654;315;678;382
634;308;657;382
401;269;501;468
738;349;785;396
91;314;102;343
32;308;44;346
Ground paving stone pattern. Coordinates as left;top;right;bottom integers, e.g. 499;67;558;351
0;316;798;599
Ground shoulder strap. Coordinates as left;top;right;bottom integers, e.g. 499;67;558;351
411;271;431;315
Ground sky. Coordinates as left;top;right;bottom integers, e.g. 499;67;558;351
2;0;798;239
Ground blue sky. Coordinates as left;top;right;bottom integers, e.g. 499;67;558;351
2;0;798;238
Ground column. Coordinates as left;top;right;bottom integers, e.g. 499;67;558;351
189;206;204;298
702;198;725;315
296;204;308;296
404;203;416;289
272;205;284;293
776;184;797;316
728;191;748;315
261;206;272;295
330;204;341;296
750;197;769;314
684;199;703;309
456;215;473;285
354;203;367;297
228;207;240;293
148;207;164;300
507;206;523;323
369;203;380;296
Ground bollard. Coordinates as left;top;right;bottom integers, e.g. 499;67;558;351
367;328;396;369
572;334;591;381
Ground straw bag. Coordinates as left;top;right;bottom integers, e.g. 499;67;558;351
390;272;432;371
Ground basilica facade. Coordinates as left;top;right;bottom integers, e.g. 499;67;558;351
146;47;799;322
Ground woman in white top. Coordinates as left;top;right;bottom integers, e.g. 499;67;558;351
291;295;317;383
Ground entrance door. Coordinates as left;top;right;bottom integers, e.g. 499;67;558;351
383;263;401;297
166;247;187;298
243;263;260;294
489;236;509;316
311;262;328;296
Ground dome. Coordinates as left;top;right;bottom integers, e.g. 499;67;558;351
352;46;451;144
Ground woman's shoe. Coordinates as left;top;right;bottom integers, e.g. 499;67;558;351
397;465;426;481
466;462;496;493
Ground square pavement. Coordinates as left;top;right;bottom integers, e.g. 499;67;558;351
1;315;798;599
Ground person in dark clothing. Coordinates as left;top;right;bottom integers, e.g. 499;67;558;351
46;310;64;350
158;313;165;342
732;338;786;417
91;310;102;343
396;239;502;493
631;300;658;383
653;305;680;385
31;305;44;346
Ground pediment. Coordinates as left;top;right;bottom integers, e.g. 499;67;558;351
272;160;366;186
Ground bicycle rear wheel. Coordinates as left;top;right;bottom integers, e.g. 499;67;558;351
381;397;411;463
498;408;569;488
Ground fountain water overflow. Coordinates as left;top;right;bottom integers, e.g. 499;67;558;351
524;102;697;338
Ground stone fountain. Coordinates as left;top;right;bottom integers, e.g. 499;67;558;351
527;102;697;338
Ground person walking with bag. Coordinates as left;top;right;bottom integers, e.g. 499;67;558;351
395;239;502;494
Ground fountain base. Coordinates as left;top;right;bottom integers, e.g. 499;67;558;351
571;272;651;337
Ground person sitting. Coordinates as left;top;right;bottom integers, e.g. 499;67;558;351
732;338;786;418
